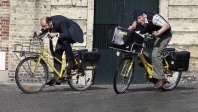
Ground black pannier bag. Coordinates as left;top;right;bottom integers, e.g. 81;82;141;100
108;26;144;54
162;48;176;57
78;51;100;70
167;51;190;71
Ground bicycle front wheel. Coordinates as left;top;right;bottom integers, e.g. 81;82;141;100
113;58;134;94
68;69;95;91
15;57;48;94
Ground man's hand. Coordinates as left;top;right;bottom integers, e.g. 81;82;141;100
152;31;160;37
128;21;137;31
33;31;40;36
33;31;42;38
128;25;136;31
47;33;58;38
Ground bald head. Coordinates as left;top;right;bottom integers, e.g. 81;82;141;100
40;16;52;31
40;16;47;26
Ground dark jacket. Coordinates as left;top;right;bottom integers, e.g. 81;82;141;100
49;15;84;43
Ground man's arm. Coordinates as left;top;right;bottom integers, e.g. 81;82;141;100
128;21;137;30
156;23;170;35
57;22;71;40
47;22;70;39
152;14;170;36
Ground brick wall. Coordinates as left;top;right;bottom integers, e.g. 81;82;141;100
8;0;50;82
8;0;94;82
0;0;10;70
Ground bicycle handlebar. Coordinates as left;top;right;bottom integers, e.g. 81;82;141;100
134;31;154;40
33;31;54;41
33;34;45;40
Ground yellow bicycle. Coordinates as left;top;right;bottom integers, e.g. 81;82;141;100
109;27;190;94
13;34;100;94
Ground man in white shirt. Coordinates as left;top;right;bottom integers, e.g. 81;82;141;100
128;9;172;89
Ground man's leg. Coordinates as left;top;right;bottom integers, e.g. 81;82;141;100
46;43;64;85
152;36;171;88
152;47;164;79
61;40;76;69
53;49;64;79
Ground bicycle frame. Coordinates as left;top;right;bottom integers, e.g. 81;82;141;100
138;53;170;78
13;37;83;80
33;46;66;78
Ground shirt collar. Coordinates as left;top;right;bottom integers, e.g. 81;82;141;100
145;15;148;24
51;22;53;29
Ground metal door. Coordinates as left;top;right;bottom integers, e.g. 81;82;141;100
94;0;159;84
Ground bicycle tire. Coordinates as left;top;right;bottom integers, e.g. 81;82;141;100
68;69;95;91
113;58;134;94
161;71;182;91
15;57;48;94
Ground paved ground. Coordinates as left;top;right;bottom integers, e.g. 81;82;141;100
0;82;198;112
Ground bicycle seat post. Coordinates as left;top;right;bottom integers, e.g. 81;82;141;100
62;51;66;68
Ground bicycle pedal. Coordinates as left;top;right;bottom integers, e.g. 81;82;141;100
46;79;56;86
71;71;77;75
86;78;90;83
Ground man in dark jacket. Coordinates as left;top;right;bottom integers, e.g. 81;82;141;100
128;10;172;89
38;15;84;85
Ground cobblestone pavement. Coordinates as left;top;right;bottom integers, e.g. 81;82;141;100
0;82;198;112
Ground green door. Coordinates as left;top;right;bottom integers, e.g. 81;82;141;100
93;0;159;84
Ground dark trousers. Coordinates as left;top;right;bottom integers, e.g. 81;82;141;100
52;39;74;79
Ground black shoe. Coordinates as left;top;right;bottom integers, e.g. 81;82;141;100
46;79;61;86
66;60;77;70
55;79;61;85
154;78;166;89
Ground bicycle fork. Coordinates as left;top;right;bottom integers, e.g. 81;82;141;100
120;58;134;77
32;56;42;75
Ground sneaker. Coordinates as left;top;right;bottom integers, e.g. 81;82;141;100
55;79;61;85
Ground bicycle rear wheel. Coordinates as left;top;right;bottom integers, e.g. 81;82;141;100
68;69;95;91
15;57;48;94
161;71;182;91
113;58;134;94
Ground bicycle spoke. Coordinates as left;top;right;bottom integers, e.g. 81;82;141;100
113;58;134;94
68;69;95;91
15;57;48;94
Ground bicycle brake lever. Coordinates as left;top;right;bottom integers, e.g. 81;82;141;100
47;34;53;39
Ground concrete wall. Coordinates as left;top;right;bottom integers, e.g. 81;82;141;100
50;0;94;49
160;0;198;82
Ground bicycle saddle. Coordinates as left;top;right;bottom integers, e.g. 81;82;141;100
73;49;88;58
